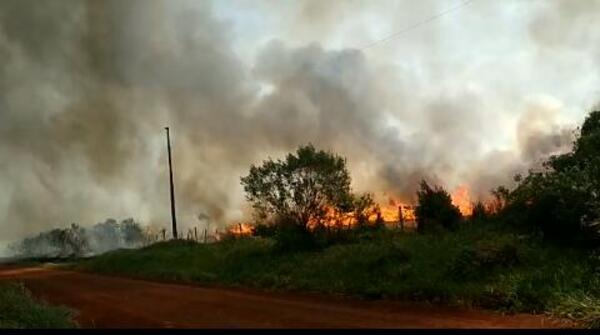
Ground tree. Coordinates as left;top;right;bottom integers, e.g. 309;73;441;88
351;193;377;227
471;201;488;221
548;111;600;174
504;110;600;244
241;144;353;232
415;180;462;233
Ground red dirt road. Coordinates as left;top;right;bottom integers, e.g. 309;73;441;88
0;265;571;328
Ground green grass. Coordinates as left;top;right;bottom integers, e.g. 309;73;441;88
80;222;600;327
0;282;76;328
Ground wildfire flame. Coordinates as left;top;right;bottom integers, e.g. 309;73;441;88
381;198;416;222
451;185;473;216
227;222;254;236
227;187;477;235
227;199;419;235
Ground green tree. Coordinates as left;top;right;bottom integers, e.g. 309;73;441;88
505;110;600;244
415;180;462;233
241;144;353;232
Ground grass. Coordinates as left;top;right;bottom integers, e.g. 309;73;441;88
80;221;600;327
0;282;76;328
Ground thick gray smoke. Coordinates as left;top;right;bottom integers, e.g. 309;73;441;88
0;0;597;243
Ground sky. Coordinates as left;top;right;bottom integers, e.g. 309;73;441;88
0;0;599;247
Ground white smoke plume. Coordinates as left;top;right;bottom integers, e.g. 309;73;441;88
0;0;598;243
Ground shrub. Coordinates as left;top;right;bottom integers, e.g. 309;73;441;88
448;237;519;281
0;282;75;328
415;180;462;233
273;219;317;252
252;223;277;238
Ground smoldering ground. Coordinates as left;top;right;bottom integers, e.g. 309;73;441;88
0;0;598;244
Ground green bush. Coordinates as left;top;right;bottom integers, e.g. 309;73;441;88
415;180;462;233
0;282;75;328
81;222;598;327
448;239;519;281
273;221;317;252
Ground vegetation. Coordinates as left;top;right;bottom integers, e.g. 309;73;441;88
80;110;600;327
241;144;377;250
0;282;75;328
500;110;600;245
241;144;354;229
11;218;147;258
415;180;462;233
80;223;593;326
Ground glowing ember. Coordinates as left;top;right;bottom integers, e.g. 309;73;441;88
451;185;473;216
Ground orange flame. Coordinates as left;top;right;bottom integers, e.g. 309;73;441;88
227;222;254;236
451;185;473;216
379;198;416;222
230;198;419;234
229;187;476;235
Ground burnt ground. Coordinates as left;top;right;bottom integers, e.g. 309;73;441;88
0;264;573;328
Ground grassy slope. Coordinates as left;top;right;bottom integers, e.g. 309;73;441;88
0;282;75;328
80;223;600;327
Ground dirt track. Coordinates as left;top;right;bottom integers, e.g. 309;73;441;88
0;265;570;328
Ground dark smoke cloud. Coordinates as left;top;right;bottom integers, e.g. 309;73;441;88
0;0;594;245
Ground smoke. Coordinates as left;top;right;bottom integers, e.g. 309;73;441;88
10;218;148;258
0;0;597;242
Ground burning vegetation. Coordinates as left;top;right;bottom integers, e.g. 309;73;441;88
76;110;600;328
230;144;487;248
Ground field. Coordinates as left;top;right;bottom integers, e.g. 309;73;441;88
79;222;600;327
0;281;75;328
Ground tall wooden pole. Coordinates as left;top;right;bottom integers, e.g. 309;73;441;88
165;127;178;239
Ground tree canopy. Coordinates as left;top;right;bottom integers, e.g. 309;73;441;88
504;110;600;244
241;144;354;230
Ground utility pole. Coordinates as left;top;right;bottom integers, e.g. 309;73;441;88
165;127;178;239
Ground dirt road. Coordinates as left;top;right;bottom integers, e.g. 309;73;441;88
0;265;569;328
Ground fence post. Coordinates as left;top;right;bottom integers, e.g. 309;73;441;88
398;206;404;231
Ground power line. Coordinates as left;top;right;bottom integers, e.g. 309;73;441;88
360;0;475;51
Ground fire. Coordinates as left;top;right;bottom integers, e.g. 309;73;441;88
451;185;473;216
227;187;476;236
311;197;417;229
227;198;418;235
227;222;254;236
379;198;416;222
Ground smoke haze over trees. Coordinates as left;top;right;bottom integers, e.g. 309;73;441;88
10;218;147;258
0;0;599;242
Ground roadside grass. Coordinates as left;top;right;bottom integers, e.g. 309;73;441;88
80;222;599;327
0;282;76;328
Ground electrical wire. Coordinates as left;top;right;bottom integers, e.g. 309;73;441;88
360;0;475;51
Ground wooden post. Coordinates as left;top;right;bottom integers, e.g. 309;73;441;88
204;228;207;243
398;206;404;231
194;227;198;241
